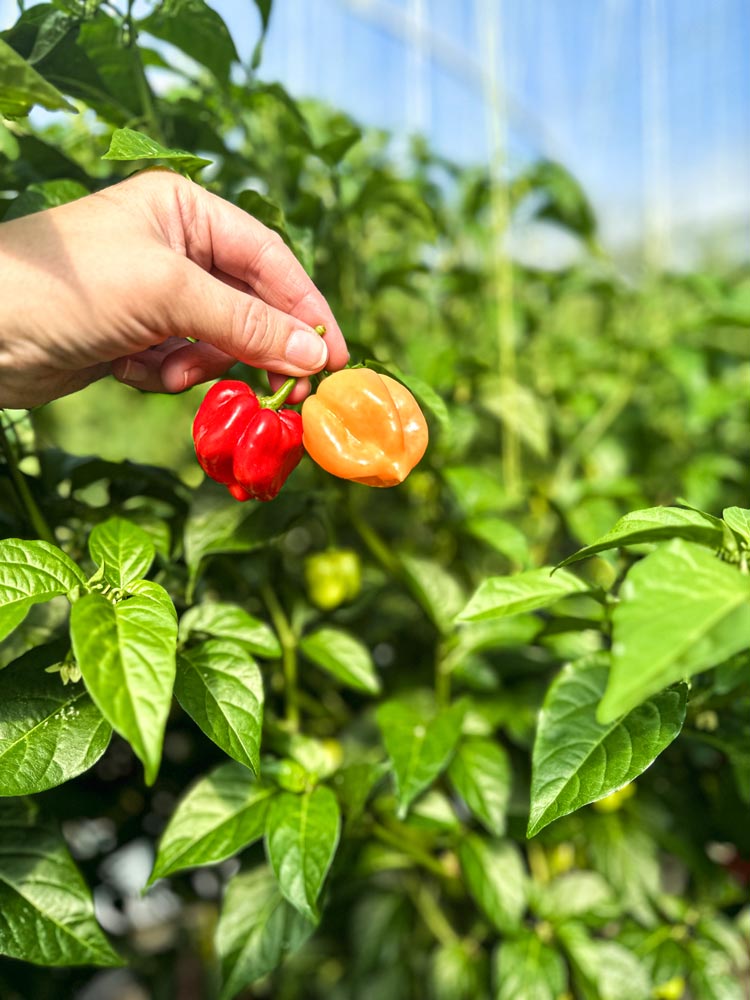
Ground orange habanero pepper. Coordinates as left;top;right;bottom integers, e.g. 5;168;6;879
301;369;428;487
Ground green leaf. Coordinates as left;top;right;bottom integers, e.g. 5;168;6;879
0;801;121;967
465;516;531;567
150;761;275;882
102;127;211;175
4;178;89;221
299;627;381;695
400;554;466;634
216;866;314;1000
332;760;389;826
723;507;750;545
179;601;281;658
531;871;614;923
184;481;307;591
448;738;511;837
0;656;111;796
600;540;750;721
376;696;465;818
70;582;177;785
457;566;590;623
0;38;77;116
175;639;264;774
265;786;341;923
528;655;686;836
430;941;486;1000
88;516;155;588
587;813;660;925
458;835;527;935
493;932;566;1000
558;922;652;1000
28;9;76;65
558;506;725;568
482;377;549;459
0;538;86;642
139;0;237;83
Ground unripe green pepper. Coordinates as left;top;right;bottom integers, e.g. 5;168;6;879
304;549;361;610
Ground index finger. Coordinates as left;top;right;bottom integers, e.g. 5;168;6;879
185;185;349;372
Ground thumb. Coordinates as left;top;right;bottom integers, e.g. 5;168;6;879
163;257;329;376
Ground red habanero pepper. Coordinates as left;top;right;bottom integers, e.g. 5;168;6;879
192;380;304;502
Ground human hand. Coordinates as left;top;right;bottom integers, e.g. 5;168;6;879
0;170;347;408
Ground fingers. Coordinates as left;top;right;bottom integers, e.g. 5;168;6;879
158;256;331;378
183;185;349;372
112;339;235;393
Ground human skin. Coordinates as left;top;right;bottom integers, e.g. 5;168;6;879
0;169;348;409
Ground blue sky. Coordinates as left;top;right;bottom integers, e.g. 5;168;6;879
3;0;749;261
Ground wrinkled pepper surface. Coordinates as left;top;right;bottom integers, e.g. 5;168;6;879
301;369;428;487
193;380;304;501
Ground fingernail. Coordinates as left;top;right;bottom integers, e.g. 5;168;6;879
183;366;206;389
285;330;328;370
121;360;148;383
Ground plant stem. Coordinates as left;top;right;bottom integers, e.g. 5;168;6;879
126;0;165;144
371;821;452;882
0;419;54;543
259;377;297;410
261;583;299;731
434;641;451;708
409;878;459;947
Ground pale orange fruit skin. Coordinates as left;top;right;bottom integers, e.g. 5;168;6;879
301;369;429;487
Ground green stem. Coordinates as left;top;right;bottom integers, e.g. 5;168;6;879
0;419;54;543
261;583;299;731
126;0;165;144
409;879;459;947
434;642;451;709
371;822;452;882
259;377;297;410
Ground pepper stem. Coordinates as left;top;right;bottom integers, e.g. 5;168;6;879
259;378;297;410
258;326;327;410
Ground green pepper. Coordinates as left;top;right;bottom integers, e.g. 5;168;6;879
304;549;362;610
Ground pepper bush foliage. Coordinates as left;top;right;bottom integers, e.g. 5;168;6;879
1;2;749;998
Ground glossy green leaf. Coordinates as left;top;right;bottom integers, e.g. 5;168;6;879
179;601;281;658
88;516;155;588
458;835;527;935
457;566;590;622
723;507;750;545
4;178;89;221
0;538;86;642
102;127;212;175
265;786;341;923
0;656;111;796
601;540;750;721
376;696;465;818
216;866;314;1000
0;801;120;967
150;761;275;882
493;932;566;1000
70;582;177;785
175;639;264;774
448;738;511;837
299;627;380;695
139;0;237;82
558;506;724;568
0;38;77;116
528;655;686;836
400;554;465;633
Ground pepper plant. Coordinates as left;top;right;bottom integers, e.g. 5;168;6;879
0;2;749;999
